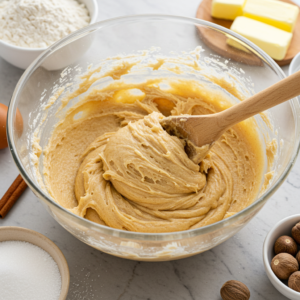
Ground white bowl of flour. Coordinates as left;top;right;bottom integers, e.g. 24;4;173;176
0;0;98;69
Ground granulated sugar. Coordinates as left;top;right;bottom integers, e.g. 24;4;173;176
0;240;62;300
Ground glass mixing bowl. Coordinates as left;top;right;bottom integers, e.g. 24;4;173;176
7;15;300;261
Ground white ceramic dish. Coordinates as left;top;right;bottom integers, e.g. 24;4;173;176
0;0;98;69
0;226;70;300
263;215;300;300
289;52;300;76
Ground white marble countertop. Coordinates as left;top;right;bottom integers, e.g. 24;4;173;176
1;0;300;299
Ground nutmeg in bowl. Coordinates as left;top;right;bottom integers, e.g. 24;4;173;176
263;215;300;300
271;253;299;280
289;271;300;293
274;236;298;256
292;223;300;244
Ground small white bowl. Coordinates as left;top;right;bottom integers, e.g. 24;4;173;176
289;52;300;76
0;226;70;300
0;0;98;69
263;215;300;300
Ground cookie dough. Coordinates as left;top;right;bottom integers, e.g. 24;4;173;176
41;54;274;233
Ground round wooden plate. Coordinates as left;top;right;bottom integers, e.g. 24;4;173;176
196;0;300;66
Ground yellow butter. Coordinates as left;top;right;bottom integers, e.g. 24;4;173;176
227;16;292;60
211;0;246;20
243;0;299;32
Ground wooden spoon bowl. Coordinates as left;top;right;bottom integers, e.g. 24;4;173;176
161;70;300;163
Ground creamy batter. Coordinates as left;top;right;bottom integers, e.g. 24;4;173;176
40;52;275;233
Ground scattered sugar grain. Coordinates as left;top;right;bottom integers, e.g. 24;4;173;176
0;240;61;300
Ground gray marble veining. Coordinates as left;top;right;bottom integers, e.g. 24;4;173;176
1;0;300;299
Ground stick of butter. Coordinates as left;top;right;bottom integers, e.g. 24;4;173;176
211;0;246;20
227;16;293;60
243;0;299;32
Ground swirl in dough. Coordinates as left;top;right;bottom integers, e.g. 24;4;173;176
42;69;269;233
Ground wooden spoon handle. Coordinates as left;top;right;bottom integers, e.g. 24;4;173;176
217;70;300;130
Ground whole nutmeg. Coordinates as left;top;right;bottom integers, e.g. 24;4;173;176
292;222;300;244
220;280;250;300
271;253;299;280
288;271;300;292
274;235;298;256
297;251;300;265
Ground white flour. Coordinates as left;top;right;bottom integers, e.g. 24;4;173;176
0;0;90;48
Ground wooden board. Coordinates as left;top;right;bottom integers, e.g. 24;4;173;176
196;0;300;66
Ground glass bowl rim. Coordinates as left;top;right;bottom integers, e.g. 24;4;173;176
7;14;300;241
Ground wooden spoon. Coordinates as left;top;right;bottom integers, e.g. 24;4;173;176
161;70;300;164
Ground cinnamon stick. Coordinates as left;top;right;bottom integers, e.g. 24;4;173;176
0;174;27;218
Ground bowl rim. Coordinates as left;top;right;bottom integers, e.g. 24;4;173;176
7;14;300;241
0;0;98;51
0;226;70;300
289;52;300;76
263;214;300;298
